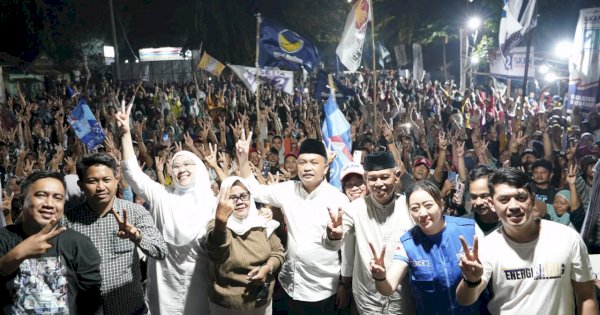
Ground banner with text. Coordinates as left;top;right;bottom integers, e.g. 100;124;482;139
567;7;600;111
228;65;294;95
489;47;535;80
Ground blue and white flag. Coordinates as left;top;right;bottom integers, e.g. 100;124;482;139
499;0;537;60
314;71;355;99
259;17;320;70
321;92;353;189
67;100;106;150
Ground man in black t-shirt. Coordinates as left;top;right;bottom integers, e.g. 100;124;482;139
530;159;557;204
0;171;102;314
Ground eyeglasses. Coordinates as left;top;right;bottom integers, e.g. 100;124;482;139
229;193;250;203
171;162;196;172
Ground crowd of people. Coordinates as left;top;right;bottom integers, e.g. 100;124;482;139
0;68;599;314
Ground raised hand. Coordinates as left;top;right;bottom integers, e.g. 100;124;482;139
326;207;343;240
369;243;387;280
438;131;449;150
17;218;66;259
204;143;219;168
174;142;183;153
235;128;253;163
183;132;195;150
215;185;234;224
458;235;483;283
155;155;165;173
112;209;142;242
115;99;133;134
565;163;578;186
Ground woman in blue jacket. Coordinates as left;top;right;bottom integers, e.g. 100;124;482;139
369;181;486;314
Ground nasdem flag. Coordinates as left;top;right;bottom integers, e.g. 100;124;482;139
321;92;353;189
336;0;370;72
259;18;319;70
67;99;106;150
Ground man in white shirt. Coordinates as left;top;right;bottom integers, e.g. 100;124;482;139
239;134;349;314
326;151;415;314
456;167;598;315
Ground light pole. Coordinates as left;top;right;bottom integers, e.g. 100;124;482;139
460;17;481;90
108;0;120;81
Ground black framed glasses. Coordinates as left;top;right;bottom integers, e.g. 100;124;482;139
229;193;250;203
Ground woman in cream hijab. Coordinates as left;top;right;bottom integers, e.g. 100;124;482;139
116;101;215;314
205;176;284;315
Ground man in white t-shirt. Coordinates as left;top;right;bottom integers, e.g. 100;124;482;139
456;167;598;315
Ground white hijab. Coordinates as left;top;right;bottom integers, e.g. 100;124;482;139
217;176;279;237
163;150;215;245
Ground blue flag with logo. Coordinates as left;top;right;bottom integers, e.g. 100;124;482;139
259;18;320;70
314;71;355;99
67;99;106;150
321;92;353;189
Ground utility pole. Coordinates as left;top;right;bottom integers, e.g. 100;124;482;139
109;0;121;81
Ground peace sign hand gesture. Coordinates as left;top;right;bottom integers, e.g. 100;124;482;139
18;218;66;259
458;235;483;283
326;207;344;240
115;100;133;134
235;128;253;163
112;209;142;242
369;243;387;281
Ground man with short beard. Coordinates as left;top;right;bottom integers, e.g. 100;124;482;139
462;166;501;235
530;159;557;204
326;152;415;314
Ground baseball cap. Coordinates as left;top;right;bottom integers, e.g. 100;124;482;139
341;162;365;182
413;156;432;169
520;147;540;159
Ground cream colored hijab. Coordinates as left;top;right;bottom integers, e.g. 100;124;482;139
217;176;279;237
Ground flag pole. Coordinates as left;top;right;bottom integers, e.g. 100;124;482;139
522;29;533;97
255;13;262;119
369;0;377;134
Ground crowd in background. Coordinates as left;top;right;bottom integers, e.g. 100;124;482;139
1;68;600;314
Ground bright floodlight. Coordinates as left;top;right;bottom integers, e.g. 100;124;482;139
468;17;481;30
539;64;550;74
545;72;557;82
471;55;480;65
124;59;129;64
554;41;572;59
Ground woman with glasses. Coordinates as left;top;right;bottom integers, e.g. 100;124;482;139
206;176;284;315
369;181;487;314
116;102;216;315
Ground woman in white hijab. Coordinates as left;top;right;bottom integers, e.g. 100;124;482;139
116;101;215;314
205;176;284;315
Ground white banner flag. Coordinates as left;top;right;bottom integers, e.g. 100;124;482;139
336;0;371;72
412;43;424;81
499;0;537;60
228;65;294;95
568;7;600;111
394;44;407;66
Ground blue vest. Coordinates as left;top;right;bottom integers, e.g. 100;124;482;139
400;216;480;315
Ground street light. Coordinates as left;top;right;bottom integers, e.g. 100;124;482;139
468;17;481;30
471;55;480;65
545;72;557;82
554;40;572;59
539;64;550;74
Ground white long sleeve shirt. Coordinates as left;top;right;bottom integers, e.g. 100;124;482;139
332;194;416;314
244;175;349;302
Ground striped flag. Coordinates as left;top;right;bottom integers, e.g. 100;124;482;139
321;89;353;189
198;52;225;76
